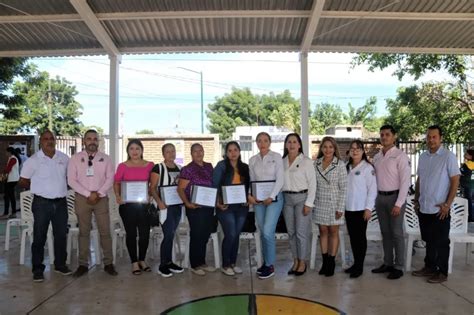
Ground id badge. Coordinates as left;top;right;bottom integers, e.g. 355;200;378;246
86;167;94;177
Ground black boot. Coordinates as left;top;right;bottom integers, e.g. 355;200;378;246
319;253;328;275
325;255;336;277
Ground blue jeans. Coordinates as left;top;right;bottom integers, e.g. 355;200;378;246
217;204;249;267
186;206;215;268
31;196;68;273
254;192;284;266
160;205;182;266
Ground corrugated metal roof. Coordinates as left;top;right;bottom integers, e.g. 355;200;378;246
0;0;472;57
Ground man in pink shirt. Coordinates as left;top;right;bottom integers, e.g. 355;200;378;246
372;125;411;280
67;129;117;277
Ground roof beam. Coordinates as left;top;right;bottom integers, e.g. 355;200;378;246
1;44;472;58
301;0;326;52
1;10;473;24
321;11;474;21
69;0;120;57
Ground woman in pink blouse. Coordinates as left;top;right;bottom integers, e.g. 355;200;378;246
114;139;154;275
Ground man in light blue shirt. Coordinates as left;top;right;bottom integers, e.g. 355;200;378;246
413;125;460;283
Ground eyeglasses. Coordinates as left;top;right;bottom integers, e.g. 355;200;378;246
350;148;362;152
88;155;93;167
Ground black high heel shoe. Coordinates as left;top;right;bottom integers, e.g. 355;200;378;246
295;265;307;276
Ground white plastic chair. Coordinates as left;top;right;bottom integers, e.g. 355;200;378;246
309;222;347;269
404;196;420;272
19;191;54;265
448;197;473;273
366;210;383;242
4;217;22;250
182;216;221;269
66;190;101;265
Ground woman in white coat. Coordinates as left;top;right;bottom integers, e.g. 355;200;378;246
344;140;377;278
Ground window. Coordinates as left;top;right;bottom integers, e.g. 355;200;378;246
239;136;252;151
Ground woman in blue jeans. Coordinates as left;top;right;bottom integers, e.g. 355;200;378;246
248;132;284;279
213;141;250;276
150;143;184;277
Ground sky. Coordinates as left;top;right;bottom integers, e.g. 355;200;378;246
32;52;454;135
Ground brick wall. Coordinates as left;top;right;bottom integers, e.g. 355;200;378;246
124;134;221;166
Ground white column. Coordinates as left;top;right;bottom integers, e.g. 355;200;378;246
300;51;310;157
109;55;120;167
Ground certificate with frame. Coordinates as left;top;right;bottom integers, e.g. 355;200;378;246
159;185;183;206
251;180;277;202
121;181;148;203
222;184;247;205
190;185;218;207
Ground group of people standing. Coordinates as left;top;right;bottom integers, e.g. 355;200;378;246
15;124;463;285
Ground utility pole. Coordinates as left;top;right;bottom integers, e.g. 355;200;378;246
47;79;53;131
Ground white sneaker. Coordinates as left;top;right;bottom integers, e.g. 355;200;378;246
201;265;216;272
190;268;206;276
221;267;235;276
232;266;243;274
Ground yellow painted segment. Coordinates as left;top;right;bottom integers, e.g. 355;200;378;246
256;295;340;315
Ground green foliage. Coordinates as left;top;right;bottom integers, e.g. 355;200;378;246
311;103;345;134
136;129;154;135
384;82;473;144
0;57;30;119
207;88;305;140
0;64;84;135
352;53;468;81
345;97;384;132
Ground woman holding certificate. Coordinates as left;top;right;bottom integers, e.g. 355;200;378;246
177;143;216;276
344;140;377;278
282;133;316;276
313;136;347;277
114;139;154;275
212;141;250;276
248;132;284;279
149;143;184;278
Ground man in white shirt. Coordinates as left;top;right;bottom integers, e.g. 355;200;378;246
413;125;460;283
19;130;72;282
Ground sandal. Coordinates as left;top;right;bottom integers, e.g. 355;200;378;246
132;263;142;275
139;262;151;272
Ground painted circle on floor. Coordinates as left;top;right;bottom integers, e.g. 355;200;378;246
161;293;345;315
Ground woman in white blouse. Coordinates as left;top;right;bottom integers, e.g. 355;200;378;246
345;140;377;278
282;133;316;276
248;132;284;280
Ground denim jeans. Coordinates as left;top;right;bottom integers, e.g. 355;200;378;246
160;205;182;266
31;196;68;273
186;206;215;268
217;204;249;267
254;192;284;266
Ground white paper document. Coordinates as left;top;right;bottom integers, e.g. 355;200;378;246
121;181;148;203
190;185;218;207
222;184;247;205
251;181;277;202
159;185;183;206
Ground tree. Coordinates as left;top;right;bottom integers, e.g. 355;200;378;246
385;82;473;144
352;53;468;81
1;65;84;135
345;97;384;132
310;103;345;134
136;129;154;135
0;57;30;120
207;88;303;140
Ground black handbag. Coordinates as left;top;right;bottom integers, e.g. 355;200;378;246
147;203;160;227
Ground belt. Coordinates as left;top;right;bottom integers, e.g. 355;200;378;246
34;195;66;201
378;190;399;196
283;190;308;195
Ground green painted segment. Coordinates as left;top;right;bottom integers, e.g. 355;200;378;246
167;295;249;315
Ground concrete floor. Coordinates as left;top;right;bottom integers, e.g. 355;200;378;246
0;220;473;315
